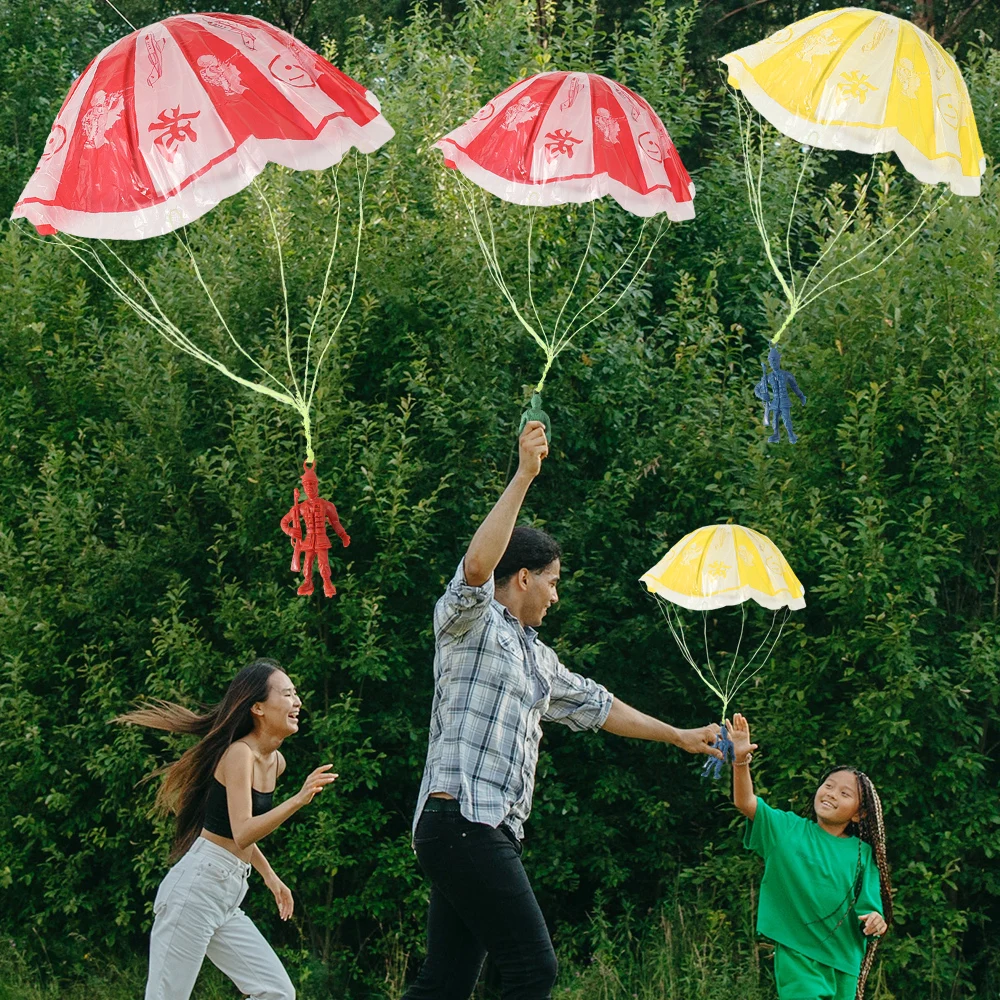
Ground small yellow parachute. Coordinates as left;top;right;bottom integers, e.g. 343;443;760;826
641;524;804;721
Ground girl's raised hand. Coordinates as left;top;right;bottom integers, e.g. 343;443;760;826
859;911;887;937
726;713;758;761
297;764;338;806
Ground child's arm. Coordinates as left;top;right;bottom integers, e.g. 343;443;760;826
728;713;758;819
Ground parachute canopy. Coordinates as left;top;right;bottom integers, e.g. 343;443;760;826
12;12;394;239
641;524;804;728
721;6;984;196
641;524;805;613
436;70;695;219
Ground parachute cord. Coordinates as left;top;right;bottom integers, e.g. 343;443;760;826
458;177;549;362
734;91;948;346
702;609;727;716
457;174;661;397
102;0;136;30
719;601;748;718
175;230;288;394
726;608;791;706
798;189;947;311
34;229;296;409
655;599;727;707
526;208;545;339
551;200;597;346
253;177;301;401
300;155;369;464
307;154;368;409
736;94;795;311
302;164;342;398
550;216;662;359
784;147;812;302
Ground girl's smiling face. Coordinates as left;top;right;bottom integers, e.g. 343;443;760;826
814;769;861;831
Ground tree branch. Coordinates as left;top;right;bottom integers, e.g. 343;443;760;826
715;0;780;25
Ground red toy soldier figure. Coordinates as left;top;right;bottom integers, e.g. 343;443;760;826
280;462;350;597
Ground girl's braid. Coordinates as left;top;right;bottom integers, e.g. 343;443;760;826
854;771;893;1000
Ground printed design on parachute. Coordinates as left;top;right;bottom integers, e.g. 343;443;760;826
838;70;879;104
145;34;166;86
40;124;67;161
896;58;921;99
862;19;892;52
937;94;961;128
81;90;125;149
637;132;664;162
269;54;316;88
502;95;541;131
594;107;621;143
198;55;247;95
763;551;784;578
544;128;583;161
560;76;584;111
707;561;731;580
203;17;257;49
680;544;703;566
610;82;644;122
797;28;840;63
148;106;202;161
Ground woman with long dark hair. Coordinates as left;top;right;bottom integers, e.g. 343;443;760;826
118;657;337;1000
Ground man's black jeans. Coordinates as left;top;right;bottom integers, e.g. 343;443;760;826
402;805;558;1000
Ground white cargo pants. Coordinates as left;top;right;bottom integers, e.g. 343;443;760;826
145;837;295;1000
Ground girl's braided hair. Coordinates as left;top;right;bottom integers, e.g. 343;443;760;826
817;766;894;1000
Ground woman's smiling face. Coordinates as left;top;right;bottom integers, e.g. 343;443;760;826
254;670;302;737
813;770;861;829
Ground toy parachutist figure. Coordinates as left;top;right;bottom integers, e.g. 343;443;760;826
280;462;350;598
754;347;806;444
518;391;551;441
701;724;734;780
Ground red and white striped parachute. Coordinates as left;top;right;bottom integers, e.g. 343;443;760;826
12;12;394;239
436;71;695;219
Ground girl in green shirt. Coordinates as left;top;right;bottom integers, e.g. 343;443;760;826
728;714;893;1000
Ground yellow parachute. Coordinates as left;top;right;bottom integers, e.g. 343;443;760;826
641;524;804;722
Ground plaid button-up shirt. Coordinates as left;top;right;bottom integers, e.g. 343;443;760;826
412;561;613;840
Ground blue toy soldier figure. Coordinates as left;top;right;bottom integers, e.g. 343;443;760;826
754;347;806;444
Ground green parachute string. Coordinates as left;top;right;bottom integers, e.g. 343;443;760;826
456;174;666;395
654;596;790;724
20;153;370;466
733;91;950;346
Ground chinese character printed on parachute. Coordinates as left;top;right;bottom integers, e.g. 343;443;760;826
544;128;583;161
148;106;202;161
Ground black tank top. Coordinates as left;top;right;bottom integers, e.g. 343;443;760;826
202;776;274;839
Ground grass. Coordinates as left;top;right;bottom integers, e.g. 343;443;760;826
1;900;903;1000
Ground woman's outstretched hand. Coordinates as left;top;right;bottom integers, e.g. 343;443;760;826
727;713;758;762
267;876;294;921
296;764;338;806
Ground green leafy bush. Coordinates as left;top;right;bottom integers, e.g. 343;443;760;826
0;1;997;997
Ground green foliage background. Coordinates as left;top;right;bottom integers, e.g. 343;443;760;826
0;1;998;997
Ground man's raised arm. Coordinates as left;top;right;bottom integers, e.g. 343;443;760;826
464;422;548;586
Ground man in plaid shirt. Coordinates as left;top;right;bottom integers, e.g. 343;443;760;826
404;420;722;1000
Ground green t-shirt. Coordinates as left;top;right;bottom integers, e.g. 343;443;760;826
745;798;883;976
